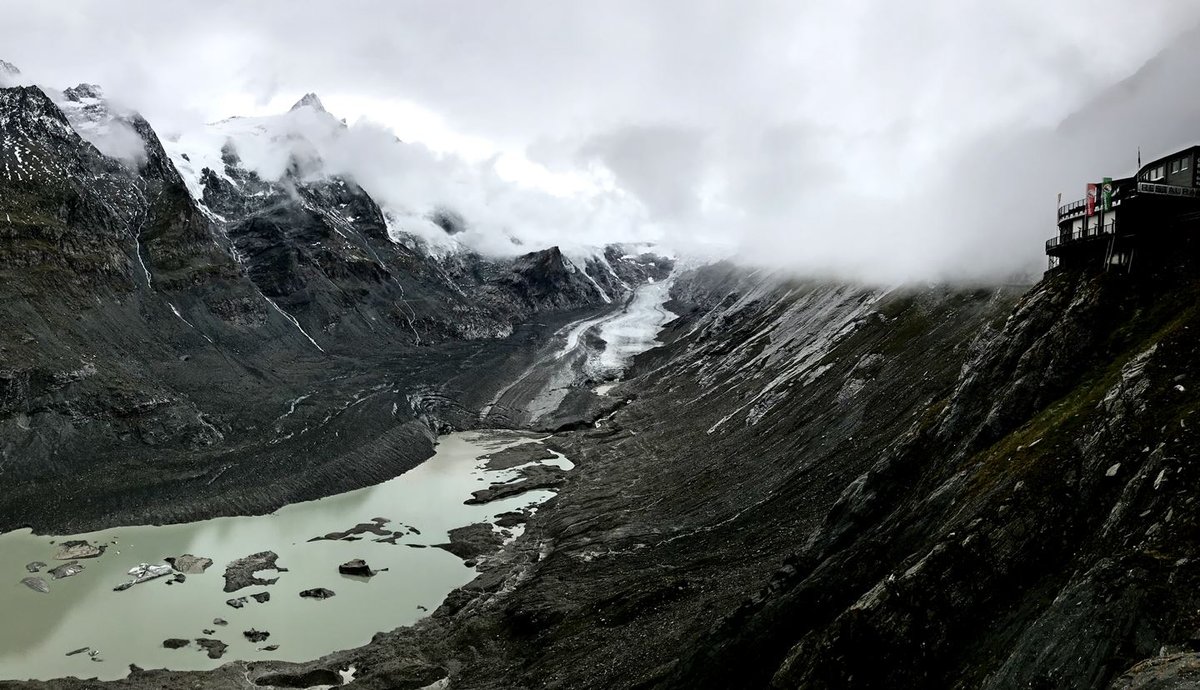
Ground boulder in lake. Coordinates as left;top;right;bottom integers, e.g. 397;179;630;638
25;561;46;573
251;591;270;603
223;551;282;592
243;628;270;643
166;554;212;574
260;644;279;651
162;638;190;649
54;540;104;560
212;618;228;626
299;587;336;599
48;561;84;580
21;577;49;593
338;558;375;577
195;638;227;659
226;597;248;609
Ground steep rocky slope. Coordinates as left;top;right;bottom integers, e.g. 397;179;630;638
80;259;1198;690
4;264;1021;689
0;78;665;535
327;261;1199;690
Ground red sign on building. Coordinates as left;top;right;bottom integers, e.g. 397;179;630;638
1086;183;1098;216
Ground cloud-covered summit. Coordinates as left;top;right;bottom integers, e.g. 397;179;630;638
4;2;1200;281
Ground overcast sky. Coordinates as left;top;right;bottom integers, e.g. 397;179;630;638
4;1;1200;280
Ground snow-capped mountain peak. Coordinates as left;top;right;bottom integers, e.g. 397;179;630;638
62;83;104;102
0;59;21;87
290;92;327;113
51;82;150;166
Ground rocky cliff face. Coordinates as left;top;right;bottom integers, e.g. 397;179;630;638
0;77;664;535
743;265;1200;690
623;262;1200;690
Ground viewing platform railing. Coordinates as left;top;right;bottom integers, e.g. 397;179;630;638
1046;224;1115;252
1057;199;1087;219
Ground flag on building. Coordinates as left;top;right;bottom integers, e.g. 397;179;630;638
1086;183;1097;216
1101;177;1113;212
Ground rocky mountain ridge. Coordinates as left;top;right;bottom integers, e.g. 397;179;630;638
0;65;669;535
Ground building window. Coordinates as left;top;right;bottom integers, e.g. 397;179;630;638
1185;157;1191;171
1172;160;1181;173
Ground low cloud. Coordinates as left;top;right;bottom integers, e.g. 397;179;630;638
165;104;654;257
4;1;1200;281
74;116;148;166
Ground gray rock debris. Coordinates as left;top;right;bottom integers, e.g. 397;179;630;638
338;558;375;577
195;638;227;659
20;576;49;593
223;551;284;592
166;554;212;574
48;561;84;580
54;540;104;559
299;587;336;599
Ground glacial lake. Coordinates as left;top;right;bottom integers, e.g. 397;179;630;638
0;431;569;681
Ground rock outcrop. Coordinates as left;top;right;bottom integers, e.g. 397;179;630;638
337;559;375;577
299;587;336;600
53;541;103;559
165;554;212;574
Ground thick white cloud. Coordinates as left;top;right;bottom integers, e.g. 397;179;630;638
2;1;1200;280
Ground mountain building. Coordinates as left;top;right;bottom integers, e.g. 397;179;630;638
1047;144;1200;270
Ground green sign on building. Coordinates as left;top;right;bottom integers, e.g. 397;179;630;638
1101;177;1113;211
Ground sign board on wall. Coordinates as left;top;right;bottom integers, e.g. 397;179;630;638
1086;183;1097;216
1101;177;1113;211
1136;181;1198;197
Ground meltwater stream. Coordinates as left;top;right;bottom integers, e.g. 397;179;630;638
0;431;570;681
